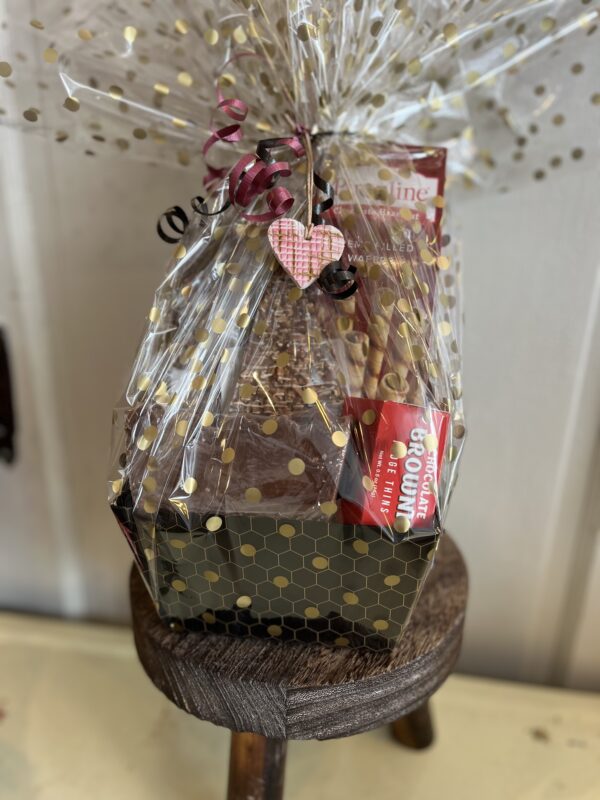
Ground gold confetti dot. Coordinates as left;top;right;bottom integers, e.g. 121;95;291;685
304;606;320;619
43;47;58;63
332;431;348;448
320;501;337;517
236;595;252;609
236;312;250;329
175;420;188;437
169;539;187;549
407;58;422;76
204;28;219;45
392;441;407;458
267;624;282;636
202;612;216;624
379;288;396;309
254;320;267;336
142;476;157;493
192;376;207;391
279;523;295;538
443;23;458;43
203;570;219;583
195;327;209;343
245;487;262;503
288;458;305;476
273;575;289;588
288;286;303;302
175;243;187;259
362;409;376;425
63;97;80;112
438;321;452;337
111;478;123;494
123;26;137;44
30;19;44;30
137;375;150;391
171;579;187;592
212;318;226;334
23;108;39;123
0;62;13;78
183;477;197;494
384;575;401;587
148;306;160;323
78;28;94;41
154;82;170;95
261;418;278;435
362;475;375;492
353;539;369;555
424;434;438;452
175;19;189;35
143;425;158;442
373;619;389;631
540;16;556;33
201;411;214;427
437;255;450;270
302;387;318;405
221;447;235;464
178;71;193;87
276;352;290;368
343;592;359;605
143;498;157;514
394;515;411;534
206;516;223;532
334;637;349;647
232;25;247;44
312;556;328;570
297;22;313;41
172;117;188;129
240;544;256;558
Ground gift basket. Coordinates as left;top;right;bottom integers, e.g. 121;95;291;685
4;0;598;649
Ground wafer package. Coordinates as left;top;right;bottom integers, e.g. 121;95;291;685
5;0;598;648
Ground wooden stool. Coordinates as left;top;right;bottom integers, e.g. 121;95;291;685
131;534;467;799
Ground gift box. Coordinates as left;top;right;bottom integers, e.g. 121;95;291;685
4;0;597;649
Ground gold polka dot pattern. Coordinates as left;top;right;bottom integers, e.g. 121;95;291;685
112;500;437;651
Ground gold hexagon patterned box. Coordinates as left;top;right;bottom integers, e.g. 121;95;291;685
112;487;438;651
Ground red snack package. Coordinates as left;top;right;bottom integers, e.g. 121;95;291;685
342;398;450;536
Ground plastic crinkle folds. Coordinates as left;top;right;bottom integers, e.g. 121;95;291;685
4;1;599;649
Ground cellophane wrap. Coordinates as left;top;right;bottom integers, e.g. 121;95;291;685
4;1;598;648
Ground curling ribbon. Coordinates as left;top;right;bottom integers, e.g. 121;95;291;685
157;56;358;299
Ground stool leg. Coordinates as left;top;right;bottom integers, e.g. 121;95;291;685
391;701;435;749
227;731;287;800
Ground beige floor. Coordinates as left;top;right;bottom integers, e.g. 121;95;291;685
0;613;599;800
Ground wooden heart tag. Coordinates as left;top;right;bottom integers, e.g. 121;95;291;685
267;218;346;289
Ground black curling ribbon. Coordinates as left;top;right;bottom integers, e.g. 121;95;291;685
157;196;230;244
156;134;359;300
311;169;359;300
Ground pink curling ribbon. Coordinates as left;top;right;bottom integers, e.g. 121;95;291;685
202;54;305;223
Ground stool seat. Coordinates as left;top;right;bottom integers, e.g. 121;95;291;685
131;534;467;741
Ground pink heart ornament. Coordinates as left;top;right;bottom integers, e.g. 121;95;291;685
267;218;346;289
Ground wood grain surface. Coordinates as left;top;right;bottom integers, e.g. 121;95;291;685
131;534;468;740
